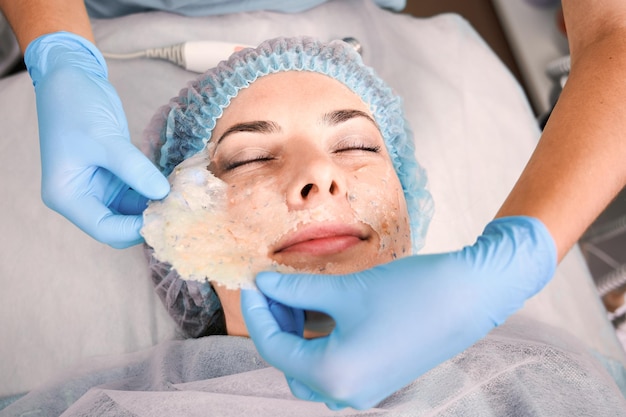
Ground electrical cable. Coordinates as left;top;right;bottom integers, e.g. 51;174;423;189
102;37;362;73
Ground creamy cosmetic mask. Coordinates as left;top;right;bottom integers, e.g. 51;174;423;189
142;147;410;289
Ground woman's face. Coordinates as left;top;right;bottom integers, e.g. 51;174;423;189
208;71;411;274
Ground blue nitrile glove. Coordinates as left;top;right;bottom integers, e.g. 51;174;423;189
241;216;557;410
267;298;305;336
24;32;169;248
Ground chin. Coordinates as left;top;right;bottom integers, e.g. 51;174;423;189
271;250;395;275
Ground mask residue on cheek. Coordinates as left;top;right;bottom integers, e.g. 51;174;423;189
142;151;352;289
142;151;284;289
142;151;410;289
348;166;411;259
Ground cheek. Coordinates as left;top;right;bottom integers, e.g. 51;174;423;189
225;176;286;230
143;165;296;291
348;166;412;258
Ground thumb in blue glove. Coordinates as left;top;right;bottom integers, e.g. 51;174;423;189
241;216;556;410
24;32;169;248
267;297;305;336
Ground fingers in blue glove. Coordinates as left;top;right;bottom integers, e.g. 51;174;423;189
241;280;383;410
26;32;170;248
111;188;149;216
241;289;321;373
60;193;145;249
99;140;170;203
242;217;557;409
266;297;305;336
242;288;355;409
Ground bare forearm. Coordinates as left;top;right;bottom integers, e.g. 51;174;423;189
0;0;93;52
562;0;626;57
497;1;626;261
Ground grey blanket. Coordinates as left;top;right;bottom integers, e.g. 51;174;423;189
3;316;626;416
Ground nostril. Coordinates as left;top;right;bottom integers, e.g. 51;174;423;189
329;181;337;195
301;183;314;198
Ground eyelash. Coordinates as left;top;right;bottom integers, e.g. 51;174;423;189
224;155;275;171
334;143;381;154
222;142;380;171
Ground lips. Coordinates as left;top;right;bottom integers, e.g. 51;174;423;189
273;223;369;257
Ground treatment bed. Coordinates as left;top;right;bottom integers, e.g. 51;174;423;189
1;0;624;413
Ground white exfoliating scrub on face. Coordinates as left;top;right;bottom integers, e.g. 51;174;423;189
143;150;288;289
142;144;410;289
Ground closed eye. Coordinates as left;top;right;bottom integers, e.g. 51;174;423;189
224;155;276;171
334;143;381;154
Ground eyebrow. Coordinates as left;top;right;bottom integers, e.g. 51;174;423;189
322;109;378;128
217;120;281;144
216;109;378;145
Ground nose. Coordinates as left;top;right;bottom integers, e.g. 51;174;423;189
286;155;347;209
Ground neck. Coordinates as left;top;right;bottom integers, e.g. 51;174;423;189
211;283;330;338
212;285;249;336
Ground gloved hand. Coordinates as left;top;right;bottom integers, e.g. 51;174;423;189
267;298;305;336
241;216;557;410
24;32;169;248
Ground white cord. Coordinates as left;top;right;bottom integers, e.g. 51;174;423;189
102;43;186;68
101;38;362;73
582;242;622;270
546;55;571;79
583;213;626;245
597;264;626;297
101;50;147;60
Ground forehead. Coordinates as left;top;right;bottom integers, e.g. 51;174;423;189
216;71;373;122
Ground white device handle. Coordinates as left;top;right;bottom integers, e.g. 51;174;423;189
183;41;253;73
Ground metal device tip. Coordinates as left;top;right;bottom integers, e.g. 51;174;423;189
341;37;363;56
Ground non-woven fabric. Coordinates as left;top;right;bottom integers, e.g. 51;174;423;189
2;316;625;416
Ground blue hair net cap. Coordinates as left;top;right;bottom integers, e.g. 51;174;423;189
144;36;433;251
